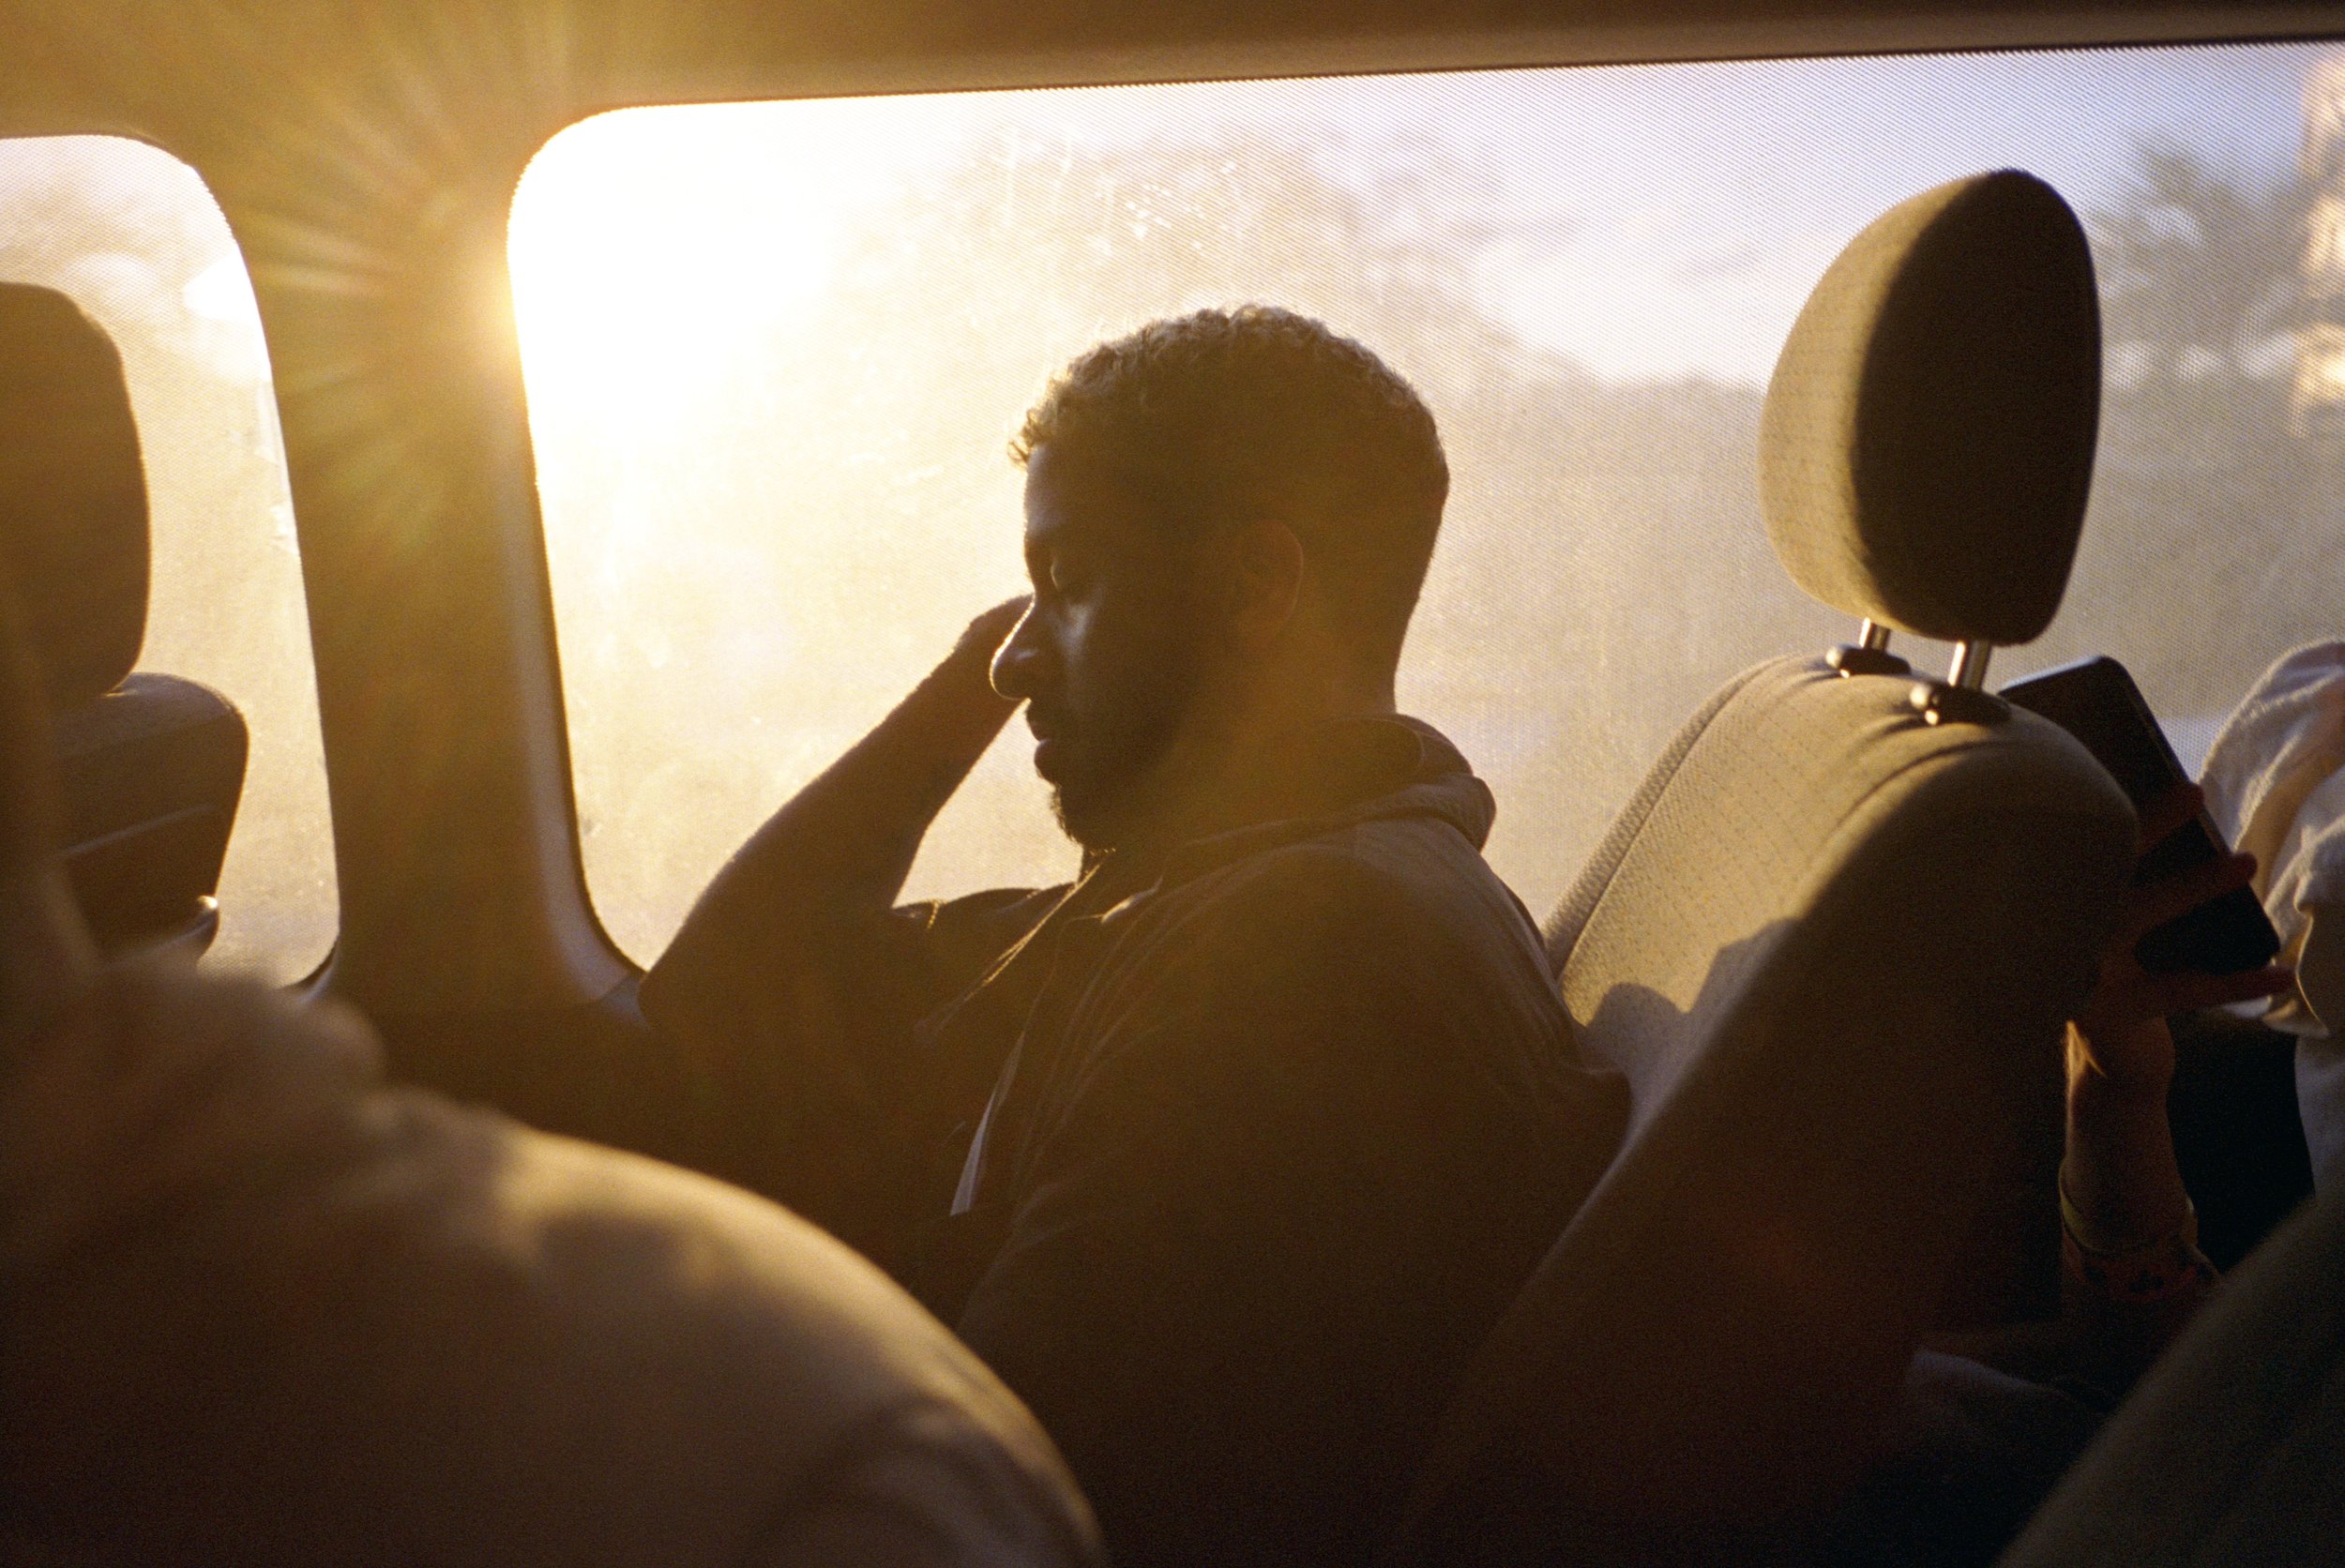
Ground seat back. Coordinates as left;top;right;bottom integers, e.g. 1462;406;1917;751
1996;1182;2345;1568
0;284;248;956
1396;172;2135;1562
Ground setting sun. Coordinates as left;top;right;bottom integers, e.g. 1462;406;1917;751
508;110;868;432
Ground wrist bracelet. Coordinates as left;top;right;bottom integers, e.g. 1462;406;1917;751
2057;1169;2194;1257
2058;1172;2216;1302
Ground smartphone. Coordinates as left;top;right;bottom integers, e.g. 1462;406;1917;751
2001;655;2280;976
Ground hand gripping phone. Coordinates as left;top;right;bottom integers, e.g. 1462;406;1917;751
2000;655;2280;976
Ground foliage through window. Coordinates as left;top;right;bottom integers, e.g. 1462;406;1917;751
512;45;2345;964
0;137;336;981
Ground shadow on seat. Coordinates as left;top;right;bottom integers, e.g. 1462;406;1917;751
0;282;247;957
1389;171;2137;1565
1996;1177;2345;1566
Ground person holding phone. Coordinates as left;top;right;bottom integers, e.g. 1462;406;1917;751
1826;781;2292;1567
2062;780;2294;1377
1998;654;2296;1366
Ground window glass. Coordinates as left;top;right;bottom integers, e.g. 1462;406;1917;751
0;137;336;979
514;44;2342;963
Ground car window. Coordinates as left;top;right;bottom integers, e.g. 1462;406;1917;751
0;136;337;981
512;42;2342;964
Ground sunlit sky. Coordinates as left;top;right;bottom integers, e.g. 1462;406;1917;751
0;42;2329;963
514;43;2329;387
500;38;2345;954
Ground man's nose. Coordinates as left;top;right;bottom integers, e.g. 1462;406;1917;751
991;605;1048;701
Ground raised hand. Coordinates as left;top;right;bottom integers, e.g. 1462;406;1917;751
2068;782;2293;1105
955;595;1031;670
642;594;1045;1118
2062;781;2294;1261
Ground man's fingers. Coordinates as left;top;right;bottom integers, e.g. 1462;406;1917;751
2135;781;2205;855
973;596;1031;639
2124;851;2258;943
2140;963;2296;1019
955;596;1031;664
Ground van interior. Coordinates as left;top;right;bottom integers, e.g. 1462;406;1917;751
4;0;2345;1561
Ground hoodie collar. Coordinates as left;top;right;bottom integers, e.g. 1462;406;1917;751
1143;713;1493;891
918;713;1492;1068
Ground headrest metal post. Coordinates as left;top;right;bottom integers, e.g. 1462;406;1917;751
1910;641;2009;727
1825;618;1909;679
1948;641;1993;691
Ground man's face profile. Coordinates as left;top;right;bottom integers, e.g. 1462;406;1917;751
991;442;1209;850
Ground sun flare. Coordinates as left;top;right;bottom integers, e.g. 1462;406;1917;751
508;108;889;434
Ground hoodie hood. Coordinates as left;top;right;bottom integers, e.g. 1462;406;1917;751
919;715;1495;1073
1153;714;1495;889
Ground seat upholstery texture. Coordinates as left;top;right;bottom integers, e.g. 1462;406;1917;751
52;673;247;951
0;962;1102;1568
1399;655;2131;1562
1393;170;2131;1566
0;284;247;954
1760;170;2100;646
1996;1182;2345;1567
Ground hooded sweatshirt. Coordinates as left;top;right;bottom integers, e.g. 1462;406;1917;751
830;715;1626;1568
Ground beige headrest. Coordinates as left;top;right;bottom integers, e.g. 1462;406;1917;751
1760;171;2099;647
0;283;150;707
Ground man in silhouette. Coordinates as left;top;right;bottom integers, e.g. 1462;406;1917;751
644;306;1626;1566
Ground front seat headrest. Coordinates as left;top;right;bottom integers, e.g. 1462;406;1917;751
0;282;150;708
1760;170;2100;648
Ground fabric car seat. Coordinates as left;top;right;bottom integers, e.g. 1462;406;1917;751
1993;1179;2345;1568
0;282;247;957
0;571;1101;1568
1391;172;2137;1564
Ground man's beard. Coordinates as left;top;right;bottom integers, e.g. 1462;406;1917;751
1038;658;1205;853
1047;780;1107;852
1043;714;1184;852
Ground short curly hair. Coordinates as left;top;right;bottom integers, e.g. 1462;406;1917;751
1012;306;1448;673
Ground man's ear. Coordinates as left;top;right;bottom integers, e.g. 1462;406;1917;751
1224;519;1306;653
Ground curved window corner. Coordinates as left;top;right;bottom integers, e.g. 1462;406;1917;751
516;44;2345;959
1;135;338;981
